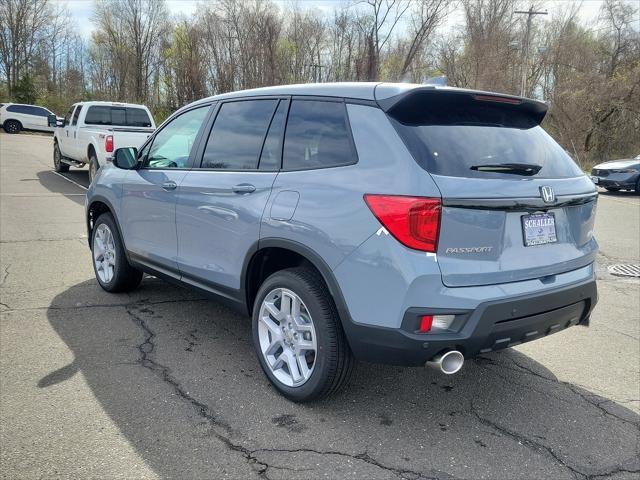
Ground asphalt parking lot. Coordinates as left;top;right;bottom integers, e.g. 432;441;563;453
1;131;638;479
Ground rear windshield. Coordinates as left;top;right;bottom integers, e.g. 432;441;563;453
392;121;583;179
387;91;582;179
84;106;152;127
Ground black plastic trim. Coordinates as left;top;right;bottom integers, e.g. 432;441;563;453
443;191;598;211
342;275;597;366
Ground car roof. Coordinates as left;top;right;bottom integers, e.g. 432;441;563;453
183;82;546;113
2;103;49;108
73;101;149;109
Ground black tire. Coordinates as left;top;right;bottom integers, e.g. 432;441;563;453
252;267;354;402
53;141;69;172
635;178;640;195
4;120;21;134
605;187;620;192
91;213;143;292
88;154;99;183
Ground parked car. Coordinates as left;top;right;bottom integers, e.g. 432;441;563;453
85;83;599;402
0;103;58;134
591;154;640;193
50;101;156;183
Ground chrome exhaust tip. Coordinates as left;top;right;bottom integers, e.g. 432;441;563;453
427;350;464;375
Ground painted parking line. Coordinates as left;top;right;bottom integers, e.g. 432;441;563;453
50;170;88;191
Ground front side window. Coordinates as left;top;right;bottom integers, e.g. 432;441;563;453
145;106;210;170
33;107;49;117
71;105;82;125
283;100;356;170
63;106;76;126
201;100;278;170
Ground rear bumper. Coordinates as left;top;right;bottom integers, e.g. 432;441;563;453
341;276;597;366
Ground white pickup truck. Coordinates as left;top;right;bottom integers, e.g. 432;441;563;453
49;101;156;182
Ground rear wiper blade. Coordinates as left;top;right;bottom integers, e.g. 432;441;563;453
470;163;542;176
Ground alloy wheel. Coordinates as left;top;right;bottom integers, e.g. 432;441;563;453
93;223;116;284
257;288;317;387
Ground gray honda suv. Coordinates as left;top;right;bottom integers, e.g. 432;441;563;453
85;83;598;402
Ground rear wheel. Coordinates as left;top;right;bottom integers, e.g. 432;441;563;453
4;120;21;134
605;187;620;192
91;213;143;292
53;142;69;173
252;267;354;402
88;155;99;183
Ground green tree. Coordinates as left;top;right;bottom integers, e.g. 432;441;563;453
13;74;37;104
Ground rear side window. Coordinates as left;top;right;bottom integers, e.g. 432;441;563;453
283;100;356;170
259;100;288;171
201;99;278;169
84;106;152;127
389;93;582;179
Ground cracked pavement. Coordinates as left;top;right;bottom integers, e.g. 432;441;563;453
1;132;639;479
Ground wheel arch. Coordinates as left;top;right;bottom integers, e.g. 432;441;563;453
86;196;127;254
87;143;97;163
242;239;354;329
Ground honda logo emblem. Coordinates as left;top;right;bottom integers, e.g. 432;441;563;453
540;186;555;204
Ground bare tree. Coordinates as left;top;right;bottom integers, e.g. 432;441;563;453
0;0;51;94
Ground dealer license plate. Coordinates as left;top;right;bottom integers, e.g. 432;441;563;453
522;212;557;247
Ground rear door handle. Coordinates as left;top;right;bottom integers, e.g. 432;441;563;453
162;181;177;191
232;183;256;194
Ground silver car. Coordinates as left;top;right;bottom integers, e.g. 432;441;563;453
591;154;640;193
85;83;599;401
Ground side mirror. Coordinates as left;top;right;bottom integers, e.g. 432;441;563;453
113;147;139;169
47;114;58;127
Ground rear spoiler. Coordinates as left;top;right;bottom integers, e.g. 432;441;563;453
376;87;548;127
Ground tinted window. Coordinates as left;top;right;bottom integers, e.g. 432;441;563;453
145;106;209;169
259;100;288;171
393;122;584;179
84;106;152;127
71;105;82;126
64;106;75;126
7;105;30;114
283;100;356;170
33;106;49;117
201;100;278;170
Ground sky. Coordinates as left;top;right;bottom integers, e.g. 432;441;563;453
65;0;609;40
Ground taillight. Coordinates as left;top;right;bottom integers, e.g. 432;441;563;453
364;195;441;252
105;135;114;153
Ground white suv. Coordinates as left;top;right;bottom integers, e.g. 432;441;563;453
0;103;57;134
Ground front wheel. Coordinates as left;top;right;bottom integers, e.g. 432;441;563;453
91;213;143;292
635;178;640;195
53;142;69;172
605;187;620;192
252;267;354;402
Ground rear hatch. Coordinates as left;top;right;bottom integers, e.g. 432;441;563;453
381;88;598;287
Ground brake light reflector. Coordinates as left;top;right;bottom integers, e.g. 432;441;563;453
419;315;433;333
105;135;114;153
473;94;522;105
364;195;441;252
